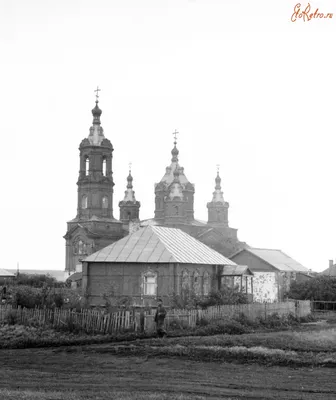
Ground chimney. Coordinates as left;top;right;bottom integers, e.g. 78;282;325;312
329;259;334;268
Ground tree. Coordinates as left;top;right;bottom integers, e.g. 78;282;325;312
287;276;336;301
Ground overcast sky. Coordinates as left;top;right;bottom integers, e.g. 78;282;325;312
2;0;335;273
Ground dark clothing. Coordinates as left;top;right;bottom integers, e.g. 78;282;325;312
154;304;167;337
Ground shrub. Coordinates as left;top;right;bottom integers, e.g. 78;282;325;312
287;276;336;301
198;286;249;309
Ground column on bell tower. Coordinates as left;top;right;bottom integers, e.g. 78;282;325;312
207;167;229;226
119;165;141;224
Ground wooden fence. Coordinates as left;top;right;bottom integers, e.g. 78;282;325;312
143;301;311;332
0;305;136;334
0;300;311;335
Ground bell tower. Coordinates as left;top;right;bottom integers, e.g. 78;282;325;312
207;167;229;227
64;89;124;277
119;165;141;225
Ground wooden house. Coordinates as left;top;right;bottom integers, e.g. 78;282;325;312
82;226;251;307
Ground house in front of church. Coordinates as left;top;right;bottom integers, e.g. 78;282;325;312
230;248;311;302
82;225;253;307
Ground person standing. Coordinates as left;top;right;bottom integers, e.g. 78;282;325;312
154;298;167;338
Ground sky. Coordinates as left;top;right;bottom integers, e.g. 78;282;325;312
1;0;335;273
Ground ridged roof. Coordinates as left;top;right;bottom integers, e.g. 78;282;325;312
0;268;15;277
238;248;309;273
85;225;236;265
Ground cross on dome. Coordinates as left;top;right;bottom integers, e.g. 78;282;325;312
172;129;179;144
94;86;101;102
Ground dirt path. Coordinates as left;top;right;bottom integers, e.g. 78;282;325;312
0;346;335;399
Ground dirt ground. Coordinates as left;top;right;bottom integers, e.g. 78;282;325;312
0;344;335;400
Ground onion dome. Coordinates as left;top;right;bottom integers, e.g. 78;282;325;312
211;170;225;203
215;171;221;190
171;142;179;162
92;100;102;125
127;170;133;189
88;98;105;146
121;168;137;203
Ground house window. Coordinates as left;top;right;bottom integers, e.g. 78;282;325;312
85;157;89;176
82;195;88;209
143;274;157;296
203;271;210;296
102;196;108;209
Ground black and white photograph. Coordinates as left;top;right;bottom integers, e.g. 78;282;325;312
1;1;336;399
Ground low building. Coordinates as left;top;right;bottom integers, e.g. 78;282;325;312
0;268;15;285
82;226;250;307
320;260;336;277
230;248;310;302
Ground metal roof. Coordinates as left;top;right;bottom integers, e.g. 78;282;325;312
243;248;309;273
85;225;236;265
0;268;15;277
221;265;254;276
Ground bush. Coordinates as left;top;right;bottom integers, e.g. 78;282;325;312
287;276;336;301
197;286;249;309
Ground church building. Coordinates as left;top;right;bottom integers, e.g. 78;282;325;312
64;91;245;277
140;136;246;257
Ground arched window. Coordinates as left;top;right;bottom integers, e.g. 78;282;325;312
203;271;210;296
102;157;107;176
81;195;88;209
102;196;108;209
74;239;87;255
85;157;89;176
182;270;190;291
193;270;201;296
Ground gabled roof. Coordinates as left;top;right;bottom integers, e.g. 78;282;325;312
320;265;336;277
221;265;254;276
0;268;15;277
85;226;236;265
230;248;309;273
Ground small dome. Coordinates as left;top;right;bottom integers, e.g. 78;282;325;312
171;144;179;162
215;172;221;189
127;171;133;189
92;101;102;118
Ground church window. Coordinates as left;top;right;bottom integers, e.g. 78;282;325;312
85;157;89;176
193;270;201;296
203;271;210;296
102;157;107;176
102;196;108;208
82;195;88;209
74;239;87;255
182;270;190;290
143;272;157;296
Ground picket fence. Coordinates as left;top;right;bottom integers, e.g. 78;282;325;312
144;300;311;332
0;300;311;335
0;305;136;334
